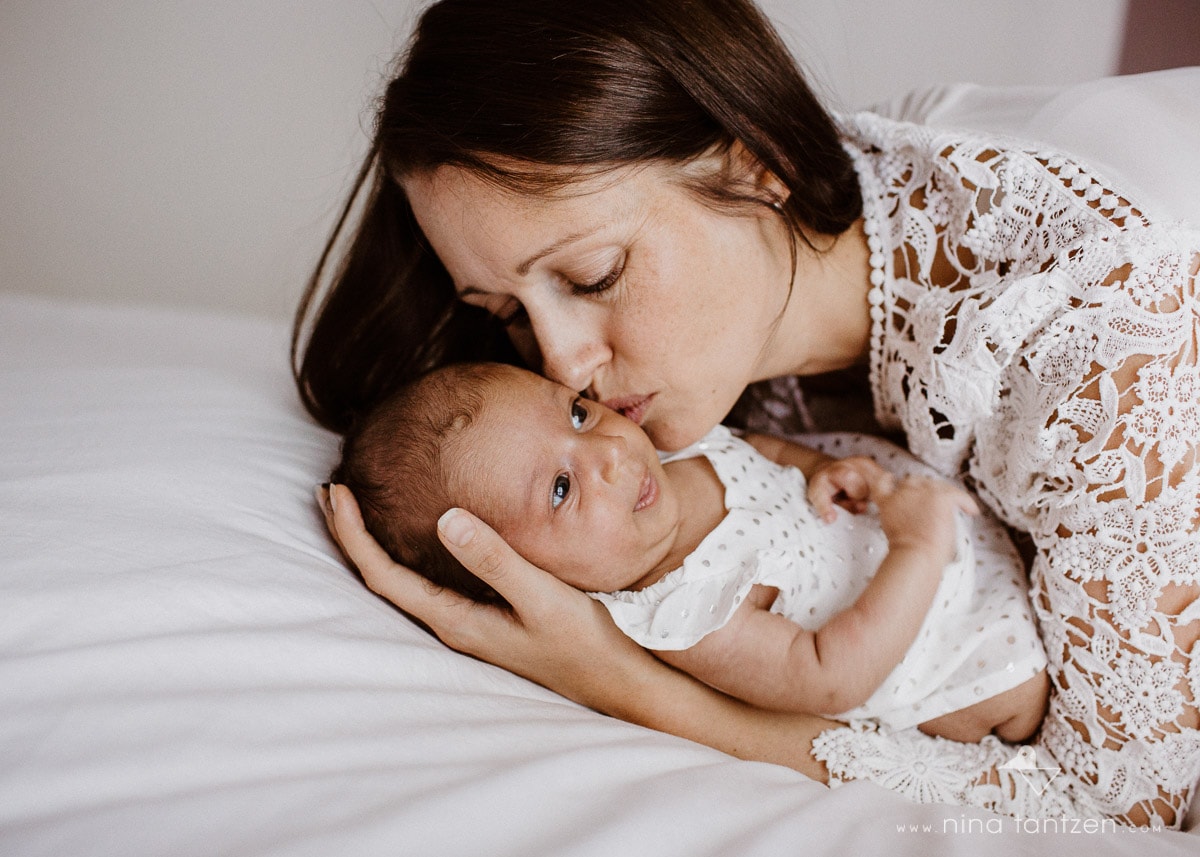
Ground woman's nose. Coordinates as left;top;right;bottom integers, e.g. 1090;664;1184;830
529;305;609;393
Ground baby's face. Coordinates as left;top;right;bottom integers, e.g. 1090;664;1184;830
449;367;682;593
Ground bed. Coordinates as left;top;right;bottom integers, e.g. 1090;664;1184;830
3;69;1199;856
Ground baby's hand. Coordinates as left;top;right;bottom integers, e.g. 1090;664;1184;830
807;455;895;523
875;476;979;566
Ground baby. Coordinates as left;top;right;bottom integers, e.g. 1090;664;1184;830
333;362;1049;742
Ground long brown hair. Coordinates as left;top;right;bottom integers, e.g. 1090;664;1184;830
293;0;861;433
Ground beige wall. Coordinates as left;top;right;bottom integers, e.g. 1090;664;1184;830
0;1;1132;320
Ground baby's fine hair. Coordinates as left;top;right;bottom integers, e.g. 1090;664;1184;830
331;362;511;605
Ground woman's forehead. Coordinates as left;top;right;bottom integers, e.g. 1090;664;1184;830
402;162;659;276
404;162;636;219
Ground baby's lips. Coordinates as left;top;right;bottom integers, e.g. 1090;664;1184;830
634;471;658;511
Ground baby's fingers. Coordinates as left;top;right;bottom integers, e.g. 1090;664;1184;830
809;461;872;521
806;475;841;523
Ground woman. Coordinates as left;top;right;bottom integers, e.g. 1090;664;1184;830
295;0;1200;827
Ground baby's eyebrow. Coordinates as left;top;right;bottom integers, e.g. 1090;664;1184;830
524;468;540;515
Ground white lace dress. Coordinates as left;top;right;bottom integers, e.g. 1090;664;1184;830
589;426;1045;731
770;112;1200;827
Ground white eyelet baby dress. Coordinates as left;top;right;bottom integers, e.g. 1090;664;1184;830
589;426;1046;730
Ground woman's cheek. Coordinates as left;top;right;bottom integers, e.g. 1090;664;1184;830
507;326;541;370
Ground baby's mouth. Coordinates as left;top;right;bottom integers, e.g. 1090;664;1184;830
634;471;658;511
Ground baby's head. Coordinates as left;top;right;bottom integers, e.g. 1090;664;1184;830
332;362;680;602
332;362;509;603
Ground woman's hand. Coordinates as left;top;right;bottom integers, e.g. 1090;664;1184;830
317;484;666;716
315;484;840;780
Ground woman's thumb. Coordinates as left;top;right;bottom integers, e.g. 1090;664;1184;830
437;508;519;595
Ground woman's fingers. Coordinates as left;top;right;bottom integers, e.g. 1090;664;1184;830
322;484;491;641
434;506;656;701
436;508;570;619
314;483;343;554
317;487;655;709
327;483;396;574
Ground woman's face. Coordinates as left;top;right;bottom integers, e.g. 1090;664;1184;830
403;160;795;452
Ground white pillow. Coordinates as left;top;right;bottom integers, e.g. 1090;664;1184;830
873;67;1200;228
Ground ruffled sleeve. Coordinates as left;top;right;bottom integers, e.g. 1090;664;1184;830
589;534;780;651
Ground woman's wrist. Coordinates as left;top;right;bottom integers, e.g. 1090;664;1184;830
602;653;835;782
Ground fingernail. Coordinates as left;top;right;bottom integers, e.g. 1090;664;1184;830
326;483;338;514
438;508;475;546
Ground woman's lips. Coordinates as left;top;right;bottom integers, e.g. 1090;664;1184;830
634;471;658;512
602;393;654;426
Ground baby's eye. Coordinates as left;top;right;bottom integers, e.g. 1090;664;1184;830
570;398;589;430
551;473;571;509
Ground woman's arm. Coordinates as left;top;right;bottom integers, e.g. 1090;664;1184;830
818;239;1200;828
659;477;976;714
320;484;839;780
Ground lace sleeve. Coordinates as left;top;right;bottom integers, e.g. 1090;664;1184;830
1016;239;1200;828
812;722;1101;820
815;239;1200;829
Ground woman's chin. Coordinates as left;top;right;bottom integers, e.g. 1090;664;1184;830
644;418;710;453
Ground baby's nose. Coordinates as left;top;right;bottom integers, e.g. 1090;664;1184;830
597;434;627;482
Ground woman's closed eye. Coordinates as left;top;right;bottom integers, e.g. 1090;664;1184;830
551;473;571;509
568;258;624;296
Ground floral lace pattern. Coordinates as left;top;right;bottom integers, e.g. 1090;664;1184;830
802;113;1200;827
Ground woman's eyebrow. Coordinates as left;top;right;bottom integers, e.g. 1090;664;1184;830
454;228;595;297
516;228;593;275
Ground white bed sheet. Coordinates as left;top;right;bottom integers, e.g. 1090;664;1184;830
4;69;1200;857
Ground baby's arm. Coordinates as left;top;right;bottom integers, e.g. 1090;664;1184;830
743;433;887;522
658;476;978;715
741;432;833;477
